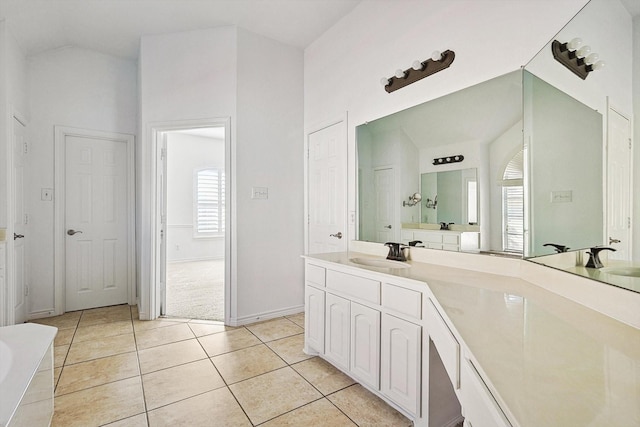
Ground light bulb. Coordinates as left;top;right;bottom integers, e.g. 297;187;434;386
591;60;606;71
576;45;591;58
431;50;442;61
585;53;599;65
380;77;390;87
412;60;424;71
395;69;406;79
566;38;583;51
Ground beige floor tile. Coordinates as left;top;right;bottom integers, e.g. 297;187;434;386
292;357;356;395
187;321;232;337
54;367;62;388
79;304;132;327
55;352;139;396
229;366;322;425
54;328;76;347
73;320;133;343
211;344;286;384
130;305;140;318
135;323;194;350
52;376;145;427
66;333;136;364
261;398;357;426
31;311;81;329
103;413;148;427
266;333;313;365
246;317;304;342
147;387;251;427
133;318;184;332
197;327;261;357
286;312;305;328
142;359;225;410
54;345;70;368
327;384;410;426
138;338;207;374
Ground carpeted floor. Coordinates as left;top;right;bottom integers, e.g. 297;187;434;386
165;259;224;321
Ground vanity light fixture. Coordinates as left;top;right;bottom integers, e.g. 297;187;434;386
432;154;464;166
381;49;455;93
551;38;606;80
403;192;422;207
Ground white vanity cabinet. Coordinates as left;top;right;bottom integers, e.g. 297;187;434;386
381;313;421;415
401;229;479;252
325;293;351;371
350;302;380;389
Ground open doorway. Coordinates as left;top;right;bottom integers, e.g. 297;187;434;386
160;126;226;321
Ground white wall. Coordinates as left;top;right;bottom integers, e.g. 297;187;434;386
634;15;640;263
304;0;589;245
139;27;304;323
166;132;225;262
138;27;237;320
235;28;304;322
27;47;137;316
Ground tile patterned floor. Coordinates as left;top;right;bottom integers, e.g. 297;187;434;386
32;305;412;427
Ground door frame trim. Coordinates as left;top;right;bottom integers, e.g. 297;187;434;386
53;126;136;315
147;118;232;324
304;113;348;254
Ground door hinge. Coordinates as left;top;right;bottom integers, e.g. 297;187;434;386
629;217;632;229
23;141;28;154
24;214;28;225
629;138;633;150
161;148;166;160
25;285;29;296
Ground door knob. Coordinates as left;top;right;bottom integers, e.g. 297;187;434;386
609;237;621;244
67;229;83;236
13;233;24;240
384;225;392;229
329;232;343;239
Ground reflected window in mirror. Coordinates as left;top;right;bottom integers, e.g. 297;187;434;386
501;149;524;254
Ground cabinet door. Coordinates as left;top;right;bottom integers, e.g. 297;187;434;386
381;314;421;416
305;285;325;353
325;293;350;371
350;302;380;389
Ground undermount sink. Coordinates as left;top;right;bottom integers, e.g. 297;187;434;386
350;257;411;269
599;267;640;278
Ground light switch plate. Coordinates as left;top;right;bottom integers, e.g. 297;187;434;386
551;190;572;203
252;187;268;199
41;188;53;201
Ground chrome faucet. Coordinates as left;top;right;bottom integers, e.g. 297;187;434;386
585;246;616;269
384;242;408;261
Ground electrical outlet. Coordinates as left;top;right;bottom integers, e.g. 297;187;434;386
252;187;268;199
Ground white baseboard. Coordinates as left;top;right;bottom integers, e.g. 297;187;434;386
228;305;304;327
28;309;57;320
167;256;224;264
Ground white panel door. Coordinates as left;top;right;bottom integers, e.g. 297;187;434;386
12;117;27;324
374;168;394;242
606;108;632;260
308;121;347;254
65;135;129;311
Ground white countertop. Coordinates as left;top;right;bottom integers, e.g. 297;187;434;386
305;252;640;427
0;323;58;426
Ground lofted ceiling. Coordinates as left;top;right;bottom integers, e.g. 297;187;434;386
363;71;523;150
0;0;362;59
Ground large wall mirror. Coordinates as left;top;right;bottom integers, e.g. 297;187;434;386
357;70;522;254
356;0;639;293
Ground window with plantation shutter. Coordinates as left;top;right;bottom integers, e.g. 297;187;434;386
501;150;524;253
195;168;225;236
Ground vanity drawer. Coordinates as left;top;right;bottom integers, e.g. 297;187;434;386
426;298;459;389
326;270;380;304
383;283;422;320
442;234;459;245
415;231;442;243
306;263;326;287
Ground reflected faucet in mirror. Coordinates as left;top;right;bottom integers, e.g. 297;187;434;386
543;243;570;254
585;247;616;269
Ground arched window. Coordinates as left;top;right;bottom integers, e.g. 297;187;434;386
501;150;523;253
